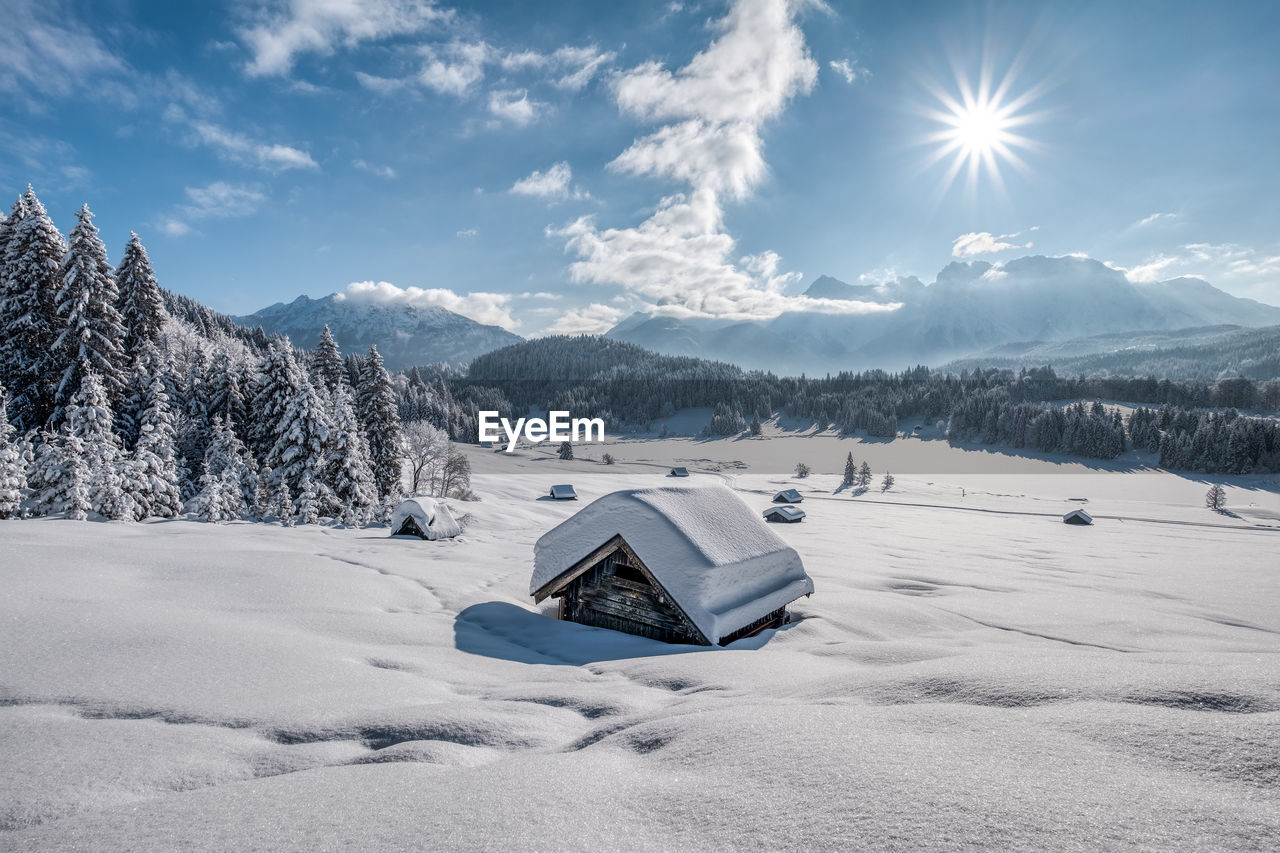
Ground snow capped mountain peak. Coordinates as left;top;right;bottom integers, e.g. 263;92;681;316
235;293;522;370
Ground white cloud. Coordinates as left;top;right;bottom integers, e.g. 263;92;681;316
554;0;845;321
509;162;587;199
553;190;898;320
0;0;127;104
487;89;542;125
1136;212;1177;227
166;107;318;171
828;58;869;84
456;228;478;238
183;182;267;218
157;219;193;238
545;303;624;335
419;40;492;96
337;281;515;328
1111;255;1178;283
238;0;451;77
354;71;408;94
161;181;266;236
951;231;1034;258
353;159;396;178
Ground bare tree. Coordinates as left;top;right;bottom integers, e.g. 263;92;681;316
601;453;615;465
440;451;471;498
794;461;811;478
399;420;449;494
1205;483;1226;512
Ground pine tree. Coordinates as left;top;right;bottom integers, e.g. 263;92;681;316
295;469;320;525
34;425;90;519
1;187;67;430
0;194;30;400
0;383;28;519
858;461;872;488
881;472;895;492
274;477;295;527
266;364;332;511
842;452;857;487
207;351;248;435
66;371;132;519
186;416;252;523
115;232;166;364
130;375;183;518
54;204;127;416
310;325;347;398
749;413;762;436
250;340;303;459
558;441;574;460
356;345;403;499
326;384;376;525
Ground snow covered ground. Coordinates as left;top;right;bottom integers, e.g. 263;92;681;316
2;438;1278;850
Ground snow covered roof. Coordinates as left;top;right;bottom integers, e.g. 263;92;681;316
1062;508;1093;525
549;485;577;500
763;505;805;522
773;489;803;503
391;497;461;540
532;484;813;644
669;467;689;476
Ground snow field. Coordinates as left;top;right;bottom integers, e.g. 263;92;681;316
1;444;1278;850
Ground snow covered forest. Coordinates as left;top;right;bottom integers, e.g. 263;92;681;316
0;186;424;524
453;338;1280;473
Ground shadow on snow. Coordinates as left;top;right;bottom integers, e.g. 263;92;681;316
453;601;778;665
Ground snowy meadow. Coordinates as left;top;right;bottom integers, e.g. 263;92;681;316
3;440;1279;850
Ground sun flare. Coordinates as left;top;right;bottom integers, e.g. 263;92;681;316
919;60;1045;200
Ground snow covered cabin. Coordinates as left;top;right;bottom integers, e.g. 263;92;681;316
669;467;690;477
390;497;462;540
531;484;814;646
773;488;803;503
763;505;805;523
1062;508;1093;525
549;484;578;500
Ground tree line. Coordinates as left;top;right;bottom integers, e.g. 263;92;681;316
0;186;421;523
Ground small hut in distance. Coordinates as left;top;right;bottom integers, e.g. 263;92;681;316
1062;508;1093;525
669;466;689;477
763;505;805;523
531;485;813;646
773;488;803;503
549;484;578;500
391;497;462;540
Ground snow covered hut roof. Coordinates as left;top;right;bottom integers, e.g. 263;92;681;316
1062;508;1093;525
773;489;803;503
391;497;461;540
669;467;689;477
763;505;805;523
549;485;577;500
532;484;813;644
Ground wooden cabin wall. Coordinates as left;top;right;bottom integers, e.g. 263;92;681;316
559;548;704;645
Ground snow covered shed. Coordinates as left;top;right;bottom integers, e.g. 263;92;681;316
763;505;805;523
531;484;814;646
390;497;462;540
773;488;803;504
549;485;578;500
669;467;689;477
1062;508;1093;526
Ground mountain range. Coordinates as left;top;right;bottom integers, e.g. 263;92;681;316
234;294;522;371
606;255;1280;373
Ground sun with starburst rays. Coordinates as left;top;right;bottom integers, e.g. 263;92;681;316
918;58;1048;200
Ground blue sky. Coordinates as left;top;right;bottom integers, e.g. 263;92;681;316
3;0;1278;334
